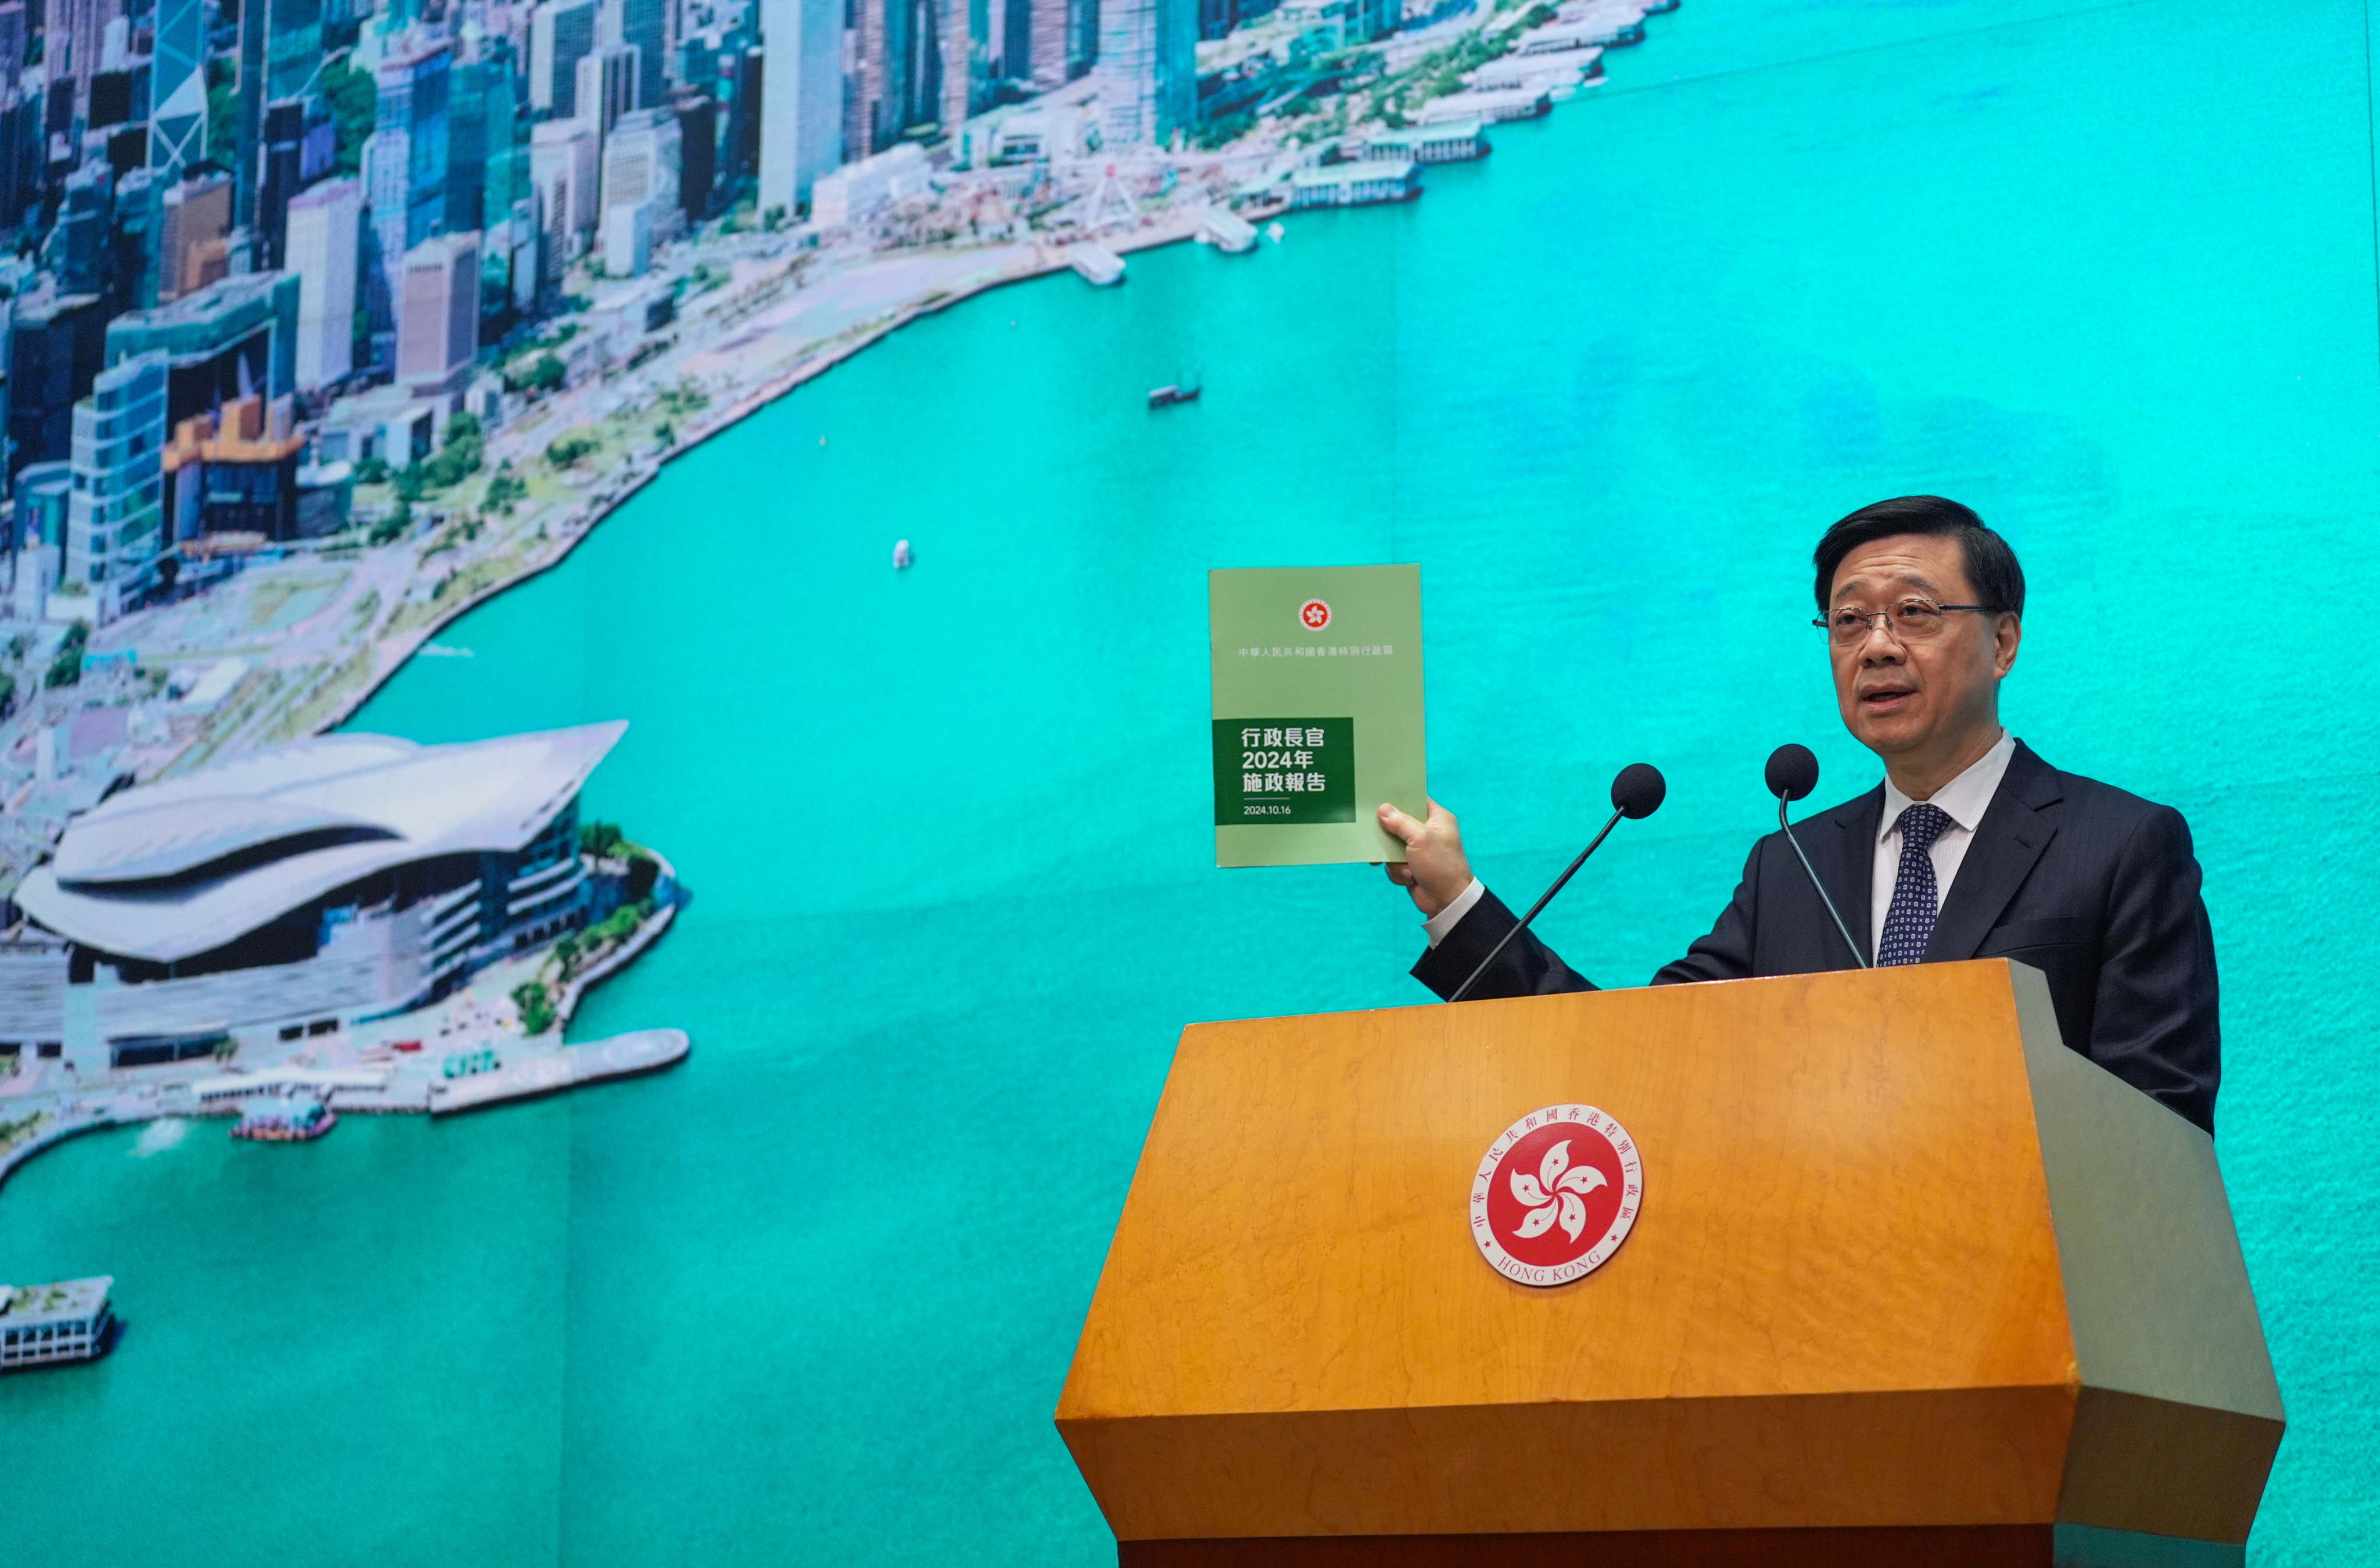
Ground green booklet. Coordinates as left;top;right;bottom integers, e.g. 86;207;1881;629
1209;564;1426;867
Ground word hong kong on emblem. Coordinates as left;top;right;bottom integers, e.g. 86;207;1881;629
1469;1104;1644;1288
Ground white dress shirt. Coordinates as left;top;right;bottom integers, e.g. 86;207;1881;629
1868;729;2014;955
1422;730;2019;955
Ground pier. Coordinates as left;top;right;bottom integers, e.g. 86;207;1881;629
1365;121;1491;164
1;1276;114;1370
426;1029;691;1115
1291;161;1425;209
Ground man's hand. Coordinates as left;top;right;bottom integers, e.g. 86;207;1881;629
1378;798;1474;917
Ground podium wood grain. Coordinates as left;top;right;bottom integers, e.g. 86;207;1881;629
1056;961;2280;1555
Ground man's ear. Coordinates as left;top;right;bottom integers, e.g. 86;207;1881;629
1993;612;2022;677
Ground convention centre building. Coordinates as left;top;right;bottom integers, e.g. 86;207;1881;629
1;721;627;1067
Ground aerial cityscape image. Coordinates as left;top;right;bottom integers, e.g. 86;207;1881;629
1;0;2376;1559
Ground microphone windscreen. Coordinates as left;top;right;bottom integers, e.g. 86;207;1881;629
1610;762;1666;820
1765;744;1820;803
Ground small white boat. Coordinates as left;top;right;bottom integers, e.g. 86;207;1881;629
1068;243;1127;286
893;539;913;569
1265;221;1286;243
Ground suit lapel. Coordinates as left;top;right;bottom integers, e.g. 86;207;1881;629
1924;742;2063;962
1819;787;1884;966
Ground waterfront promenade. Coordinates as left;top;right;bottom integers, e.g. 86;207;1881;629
0;0;1672;895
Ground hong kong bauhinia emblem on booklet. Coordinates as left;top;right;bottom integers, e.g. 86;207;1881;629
1471;1104;1643;1287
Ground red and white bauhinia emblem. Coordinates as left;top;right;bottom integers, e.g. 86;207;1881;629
1470;1104;1643;1287
1299;598;1332;631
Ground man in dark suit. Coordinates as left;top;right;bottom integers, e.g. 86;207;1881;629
1378;496;2222;1133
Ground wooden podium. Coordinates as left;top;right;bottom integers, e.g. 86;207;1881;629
1056;961;2283;1567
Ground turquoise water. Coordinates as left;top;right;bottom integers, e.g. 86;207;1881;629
9;0;2379;1558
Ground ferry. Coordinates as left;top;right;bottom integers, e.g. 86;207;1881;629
231;1092;337;1142
1068;243;1127;286
1148;381;1203;409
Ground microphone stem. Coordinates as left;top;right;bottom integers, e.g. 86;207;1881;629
1776;795;1869;970
1448;806;1626;1004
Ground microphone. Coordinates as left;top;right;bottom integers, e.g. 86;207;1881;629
1764;744;1868;969
1447;763;1666;1004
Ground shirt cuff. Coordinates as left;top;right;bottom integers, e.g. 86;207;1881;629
1423;877;1488;949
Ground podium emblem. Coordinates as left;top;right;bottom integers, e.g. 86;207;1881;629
1470;1104;1643;1287
1299;598;1332;630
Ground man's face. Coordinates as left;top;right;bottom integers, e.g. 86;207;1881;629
1827;533;2021;762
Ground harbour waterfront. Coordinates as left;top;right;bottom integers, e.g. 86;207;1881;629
7;1;2380;1564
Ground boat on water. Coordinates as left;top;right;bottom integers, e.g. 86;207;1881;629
1148;380;1203;409
893;539;913;569
1068;243;1127;286
231;1093;337;1143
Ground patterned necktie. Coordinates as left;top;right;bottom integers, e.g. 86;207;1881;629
1876;803;1954;967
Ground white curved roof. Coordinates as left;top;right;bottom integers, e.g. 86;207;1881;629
15;722;626;963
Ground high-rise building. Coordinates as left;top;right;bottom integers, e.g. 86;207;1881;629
577;44;640;139
601;198;648;275
941;0;990;131
110;167;163;309
616;0;670;109
259;96;333;269
601;107;680;243
447;55;496;242
509;196;541;310
531;0;600;117
268;0;328;100
671;92;716;223
148;0;207;182
360;221;397;375
531;118;601;242
851;0;945;157
48;160;116;298
397;231;479;398
106;272;304;432
463;42;530;314
88;68;136;129
157;170;232;303
233;0;268;237
64;349;170;621
0;67;38;231
8;295;113;479
16;462;73;549
1074;0;1104;80
1096;0;1192;146
995;0;1027;81
367;42;454;312
757;0;841;214
0;5;26;104
727;46;764;186
59;0;123;124
287;177;360;390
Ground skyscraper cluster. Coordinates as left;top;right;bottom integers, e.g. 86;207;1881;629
760;0;1199;220
0;0;1232;623
1;0;770;622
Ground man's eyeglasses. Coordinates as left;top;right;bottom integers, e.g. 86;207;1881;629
1815;596;1992;646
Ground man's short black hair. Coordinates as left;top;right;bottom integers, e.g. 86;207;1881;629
1813;495;2026;616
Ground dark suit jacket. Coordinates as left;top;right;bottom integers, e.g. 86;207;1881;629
1412;742;2223;1133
